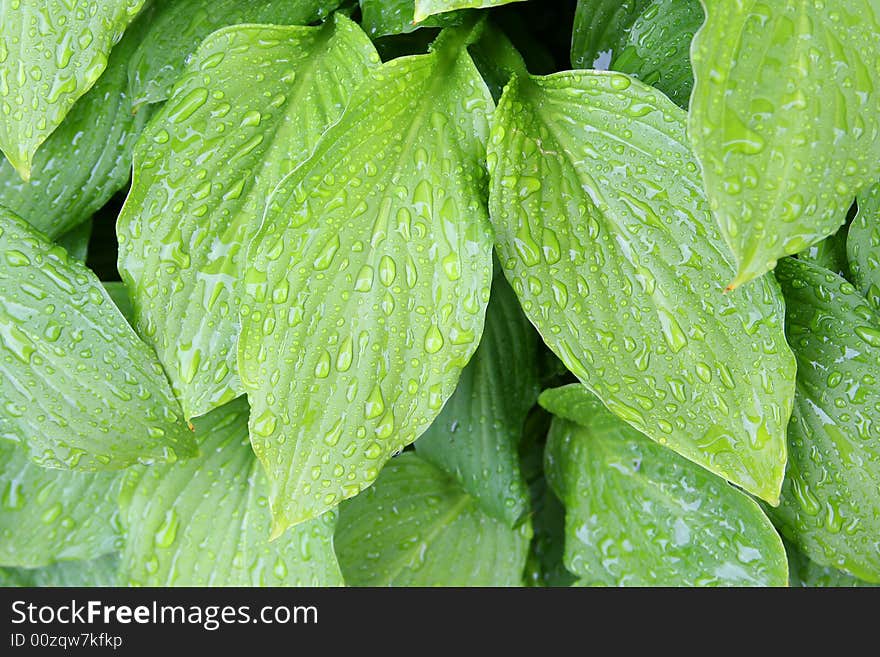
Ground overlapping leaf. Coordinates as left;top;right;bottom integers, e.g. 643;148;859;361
335;453;531;586
57;220;93;263
0;208;195;470
787;541;877;587
768;258;880;583
414;1;524;23
239;26;495;532
848;183;880;310
570;0;651;69
126;0;341;108
0;440;121;567
0;22;150;239
545;403;788;586
415;273;538;525
119;398;343;586
488;71;794;503
118;16;379;419
360;0;468;38
689;0;880;287
0;0;146;179
0;554;120;587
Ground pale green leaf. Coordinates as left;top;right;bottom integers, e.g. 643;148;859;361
538;383;601;428
416;273;538;525
359;0;468;38
0;19;151;239
0;439;121;567
689;0;880;287
0;553;120;587
0;208;196;470
239;26;495;532
768;258;880;583
335;453;531;586
0;0;146;179
488;71;794;504
118;16;379;420
545;409;788;587
797;225;850;280
56;219;93;263
848;183;880;310
570;0;651;69
119;398;343;586
127;0;341;108
414;1;525;23
786;541;877;587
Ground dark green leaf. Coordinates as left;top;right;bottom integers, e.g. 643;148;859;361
848;183;880;310
359;0;468;38
414;1;525;23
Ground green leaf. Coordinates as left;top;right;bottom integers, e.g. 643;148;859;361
102;281;135;326
118;16;379;420
335;453;531;586
848;183;880;310
767;258;880;583
545;408;788;586
56;219;93;263
786;541;877;588
239;26;495;532
488;70;794;504
119;398;343;586
359;0;468;38
570;0;651;70
539;383;603;428
797;225;850;280
414;1;525;23
0;19;151;239
0;208;196;470
126;0;341;108
688;0;880;287
0;0;146;180
415;273;538;526
0;553;120;587
0;439;121;567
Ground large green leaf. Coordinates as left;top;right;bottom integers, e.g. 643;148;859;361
786;541;877;587
335;453;531;586
0;0;146;180
798;226;850;280
360;0;468;38
0;20;150;239
848;183;880;310
415;273;538;525
0;553;120;587
126;0;341;108
118;16;379;420
488;70;794;504
0;208;196;470
0;439;120;567
545;407;788;586
768;258;880;583
119;398;343;586
239;26;495;532
689;0;880;287
413;1;525;23
570;0;702;107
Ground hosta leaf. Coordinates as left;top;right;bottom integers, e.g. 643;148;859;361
787;541;877;587
488;71;794;504
689;0;880;287
413;1;525;23
798;226;850;280
538;383;602;428
0;208;196;470
335;453;531;586
848;183;880;310
0;553;120;587
103;281;135;325
127;0;341;108
118;16;379;420
570;0;651;69
0;439;120;567
768;258;880;583
119;398;343;586
570;0;702;107
416;273;538;525
0;18;150;239
239;26;494;532
360;0;469;38
56;219;93;263
545;408;788;586
0;0;146;179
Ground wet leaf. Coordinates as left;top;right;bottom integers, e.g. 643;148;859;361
0;553;120;587
689;0;880;287
335;453;531;586
0;208;196;470
414;1;525;24
488;70;794;504
848;183;880;310
360;0;469;38
56;220;93;263
786;540;877;587
239;25;494;532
